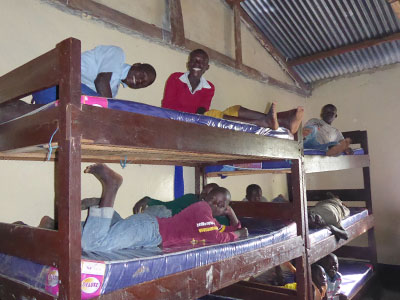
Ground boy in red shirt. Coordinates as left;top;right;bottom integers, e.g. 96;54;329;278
80;164;248;252
162;49;215;114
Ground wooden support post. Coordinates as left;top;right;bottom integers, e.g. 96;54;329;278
168;0;185;46
233;1;242;68
290;159;310;300
55;38;82;300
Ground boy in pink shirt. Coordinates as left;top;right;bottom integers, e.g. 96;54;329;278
80;164;247;252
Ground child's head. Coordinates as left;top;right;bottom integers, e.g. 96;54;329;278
187;49;210;79
199;183;219;201
321;253;339;279
320;104;337;125
126;63;156;89
311;264;327;288
308;211;326;229
205;187;231;217
245;184;262;202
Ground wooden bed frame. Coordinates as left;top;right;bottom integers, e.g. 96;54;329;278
0;38;311;299
210;131;377;300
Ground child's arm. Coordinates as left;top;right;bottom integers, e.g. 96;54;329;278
225;206;239;227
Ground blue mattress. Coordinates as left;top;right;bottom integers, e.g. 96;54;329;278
205;149;365;175
309;208;369;244
0;218;296;298
339;260;373;297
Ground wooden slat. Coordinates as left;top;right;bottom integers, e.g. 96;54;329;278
308;215;374;264
230;201;294;220
304;155;370;173
288;32;400;67
215;283;298;300
0;223;60;265
0;48;60;103
342;130;367;147
168;0;185;46
95;237;304;300
0;274;57;300
207;169;290;177
78;105;301;160
307;189;371;202
235;281;297;296
334;245;374;261
0;108;59;152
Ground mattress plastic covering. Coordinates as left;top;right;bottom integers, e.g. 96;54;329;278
0;218;296;299
309;208;369;244
205;149;365;175
338;260;373;297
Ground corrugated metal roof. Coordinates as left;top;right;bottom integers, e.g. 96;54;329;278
241;0;400;84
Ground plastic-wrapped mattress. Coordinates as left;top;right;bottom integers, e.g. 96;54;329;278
0;218;296;299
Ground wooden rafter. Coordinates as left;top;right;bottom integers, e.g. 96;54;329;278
54;0;310;96
233;1;243;67
225;1;310;93
288;32;400;67
168;0;185;46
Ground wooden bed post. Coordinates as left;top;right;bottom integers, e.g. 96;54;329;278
291;158;310;300
55;38;82;300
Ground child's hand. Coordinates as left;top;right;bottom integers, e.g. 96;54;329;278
133;196;151;214
234;227;249;238
224;206;234;216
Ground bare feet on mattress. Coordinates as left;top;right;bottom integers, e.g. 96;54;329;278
289;106;304;135
259;102;279;130
326;138;351;156
84;164;123;207
38;216;56;229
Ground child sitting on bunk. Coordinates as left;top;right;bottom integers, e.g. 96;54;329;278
242;184;287;203
71;164;248;251
197;103;304;135
130;183;230;226
312;264;328;300
303;104;353;156
308;193;350;241
319;253;347;300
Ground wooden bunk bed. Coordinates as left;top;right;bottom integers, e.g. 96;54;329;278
209;131;377;300
0;38;309;300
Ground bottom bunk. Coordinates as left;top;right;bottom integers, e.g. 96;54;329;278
0;218;303;299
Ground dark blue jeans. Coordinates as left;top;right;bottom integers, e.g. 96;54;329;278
32;84;99;104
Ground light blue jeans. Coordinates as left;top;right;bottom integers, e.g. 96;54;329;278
81;207;162;252
303;126;338;151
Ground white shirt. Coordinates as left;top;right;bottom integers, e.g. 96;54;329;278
304;118;344;144
179;72;211;94
81;45;131;98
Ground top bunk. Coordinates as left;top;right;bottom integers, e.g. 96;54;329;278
0;38;301;166
205;130;370;176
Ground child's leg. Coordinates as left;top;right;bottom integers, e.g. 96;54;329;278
326;138;351;156
223;103;279;129
277;107;304;134
84;164;123;208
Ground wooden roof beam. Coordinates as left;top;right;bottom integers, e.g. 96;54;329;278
225;1;311;93
168;0;185;46
387;0;400;19
288;32;400;67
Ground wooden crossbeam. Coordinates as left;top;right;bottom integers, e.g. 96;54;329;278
288;32;400;67
168;0;185;46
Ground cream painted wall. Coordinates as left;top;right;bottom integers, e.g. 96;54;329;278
0;1;305;227
306;65;400;265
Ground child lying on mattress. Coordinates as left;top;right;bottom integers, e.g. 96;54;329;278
308;193;350;241
303;104;353;156
197;103;304;135
319;253;347;300
40;164;248;251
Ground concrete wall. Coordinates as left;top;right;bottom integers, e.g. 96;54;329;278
306;65;400;265
0;0;305;225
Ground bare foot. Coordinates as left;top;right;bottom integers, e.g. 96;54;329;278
326;138;351;156
260;102;279;130
38;216;56;229
84;164;123;207
289;106;304;134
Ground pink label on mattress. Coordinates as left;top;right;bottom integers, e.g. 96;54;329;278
55;96;108;108
44;260;106;299
81;95;108;108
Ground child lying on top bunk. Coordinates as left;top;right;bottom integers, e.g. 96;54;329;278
303;104;353;156
39;164;248;251
308;193;350;241
196;103;304;135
